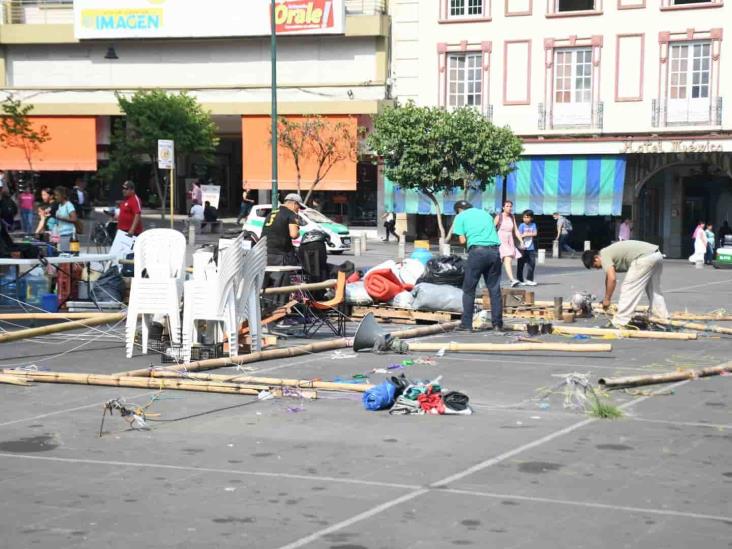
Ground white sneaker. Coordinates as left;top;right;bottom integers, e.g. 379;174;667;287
524;280;537;286
510;280;520;288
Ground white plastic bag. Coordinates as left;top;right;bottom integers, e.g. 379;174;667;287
345;281;373;305
391;290;415;309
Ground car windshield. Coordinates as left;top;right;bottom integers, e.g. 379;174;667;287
303;209;333;223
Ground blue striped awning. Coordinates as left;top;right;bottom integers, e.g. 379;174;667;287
385;155;626;216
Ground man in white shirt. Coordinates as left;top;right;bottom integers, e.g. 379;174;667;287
190;203;204;221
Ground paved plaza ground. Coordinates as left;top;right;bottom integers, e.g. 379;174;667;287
0;241;730;549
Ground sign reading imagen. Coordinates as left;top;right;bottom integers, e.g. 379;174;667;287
74;0;345;40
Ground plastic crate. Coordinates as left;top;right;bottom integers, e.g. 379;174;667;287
190;343;225;361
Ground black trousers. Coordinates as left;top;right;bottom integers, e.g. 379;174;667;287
461;245;502;328
517;250;536;282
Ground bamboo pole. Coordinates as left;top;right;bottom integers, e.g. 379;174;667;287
405;342;612;353
0;371;317;398
0;313;109;321
650;318;732;336
262;279;336;295
598;363;732;389
118;320;462;377
148;370;373;393
0;313;125;344
506;323;698;340
0;373;32;386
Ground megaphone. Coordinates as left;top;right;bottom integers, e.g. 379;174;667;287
353;313;389;352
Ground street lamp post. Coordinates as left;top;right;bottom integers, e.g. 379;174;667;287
270;0;279;209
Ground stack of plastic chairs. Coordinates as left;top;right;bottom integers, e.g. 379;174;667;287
181;233;245;363
230;237;267;355
125;229;187;358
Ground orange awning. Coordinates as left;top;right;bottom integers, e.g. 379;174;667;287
242;115;357;191
0;117;97;171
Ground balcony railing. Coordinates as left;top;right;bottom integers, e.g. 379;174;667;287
652;97;723;127
538;101;604;130
345;0;387;15
1;0;72;25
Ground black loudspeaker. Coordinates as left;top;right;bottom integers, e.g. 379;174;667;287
353;313;390;352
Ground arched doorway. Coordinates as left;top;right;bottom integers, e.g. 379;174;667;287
631;152;732;258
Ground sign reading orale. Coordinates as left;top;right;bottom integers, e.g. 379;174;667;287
74;0;345;40
620;140;726;154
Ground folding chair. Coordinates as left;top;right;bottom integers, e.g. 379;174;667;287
302;271;348;337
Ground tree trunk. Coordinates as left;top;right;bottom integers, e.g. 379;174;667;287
296;172;301;197
424;191;446;243
303;179;320;205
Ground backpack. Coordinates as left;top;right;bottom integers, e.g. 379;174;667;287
563;217;573;232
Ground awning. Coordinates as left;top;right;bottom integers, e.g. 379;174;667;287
385;155;625;216
504;156;625;216
242;115;357;191
0;117;97;171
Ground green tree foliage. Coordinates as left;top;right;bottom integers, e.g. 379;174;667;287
368;102;523;240
104;90;219;217
277;115;358;204
0;95;51;171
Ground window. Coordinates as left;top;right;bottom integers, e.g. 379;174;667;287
667;42;712;123
556;0;595;11
449;0;484;17
553;48;593;125
672;0;713;4
447;53;482;107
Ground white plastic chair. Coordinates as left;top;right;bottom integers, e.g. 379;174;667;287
231;237;268;354
181;234;246;362
125;229;187;358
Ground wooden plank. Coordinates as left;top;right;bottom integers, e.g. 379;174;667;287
351;306;455;323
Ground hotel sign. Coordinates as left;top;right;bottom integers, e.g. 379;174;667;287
620;139;726;154
74;0;345;39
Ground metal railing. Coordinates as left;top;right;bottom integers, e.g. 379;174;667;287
1;0;73;25
345;0;387;15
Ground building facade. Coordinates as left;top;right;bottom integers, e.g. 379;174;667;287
0;0;389;224
390;0;731;256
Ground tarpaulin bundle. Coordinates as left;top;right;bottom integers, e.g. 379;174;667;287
364;268;407;302
417;387;445;415
362;380;397;411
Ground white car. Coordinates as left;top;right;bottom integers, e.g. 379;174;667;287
243;204;352;254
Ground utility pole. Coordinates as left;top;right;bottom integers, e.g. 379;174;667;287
270;0;279;208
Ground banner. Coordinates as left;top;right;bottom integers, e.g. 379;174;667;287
201;185;221;209
74;0;345;40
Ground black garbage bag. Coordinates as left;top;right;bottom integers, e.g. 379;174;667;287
91;266;125;303
416;255;465;287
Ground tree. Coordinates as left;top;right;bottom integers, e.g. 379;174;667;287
368;102;523;241
277;115;358;204
0;95;51;171
104;90;219;218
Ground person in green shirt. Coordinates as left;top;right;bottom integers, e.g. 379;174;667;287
582;240;669;328
452;200;504;331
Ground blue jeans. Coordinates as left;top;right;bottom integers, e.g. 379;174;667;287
20;209;34;234
461;245;502;328
559;233;575;256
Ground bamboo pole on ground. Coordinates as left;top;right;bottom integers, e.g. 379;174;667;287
118;320;462;377
598;362;732;389
262;279;336;295
405;342;612;353
650;318;732;336
0;370;317;398
506;323;698;340
0;313;110;321
0;373;32;386
148;370;373;393
0;313;125;344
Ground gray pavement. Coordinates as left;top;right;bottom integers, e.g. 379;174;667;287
0;244;731;549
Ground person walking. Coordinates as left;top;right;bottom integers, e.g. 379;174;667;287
236;187;255;224
494;200;522;287
688;220;707;264
517;209;537;286
618;218;632;241
553;212;576;257
18;185;35;234
381;210;399;242
452;200;503;332
53;186;78;252
582;240;669;329
704;223;715;265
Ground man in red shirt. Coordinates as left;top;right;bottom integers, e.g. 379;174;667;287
117;181;143;237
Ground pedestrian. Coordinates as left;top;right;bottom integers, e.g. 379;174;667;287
494;200;522;287
452;200;503;332
582;240;669;329
517;209;537;286
553;212;576;257
35;187;58;236
0;187;18;231
71;178;87;219
191;179;203;206
236;187;255;224
53;186;78;252
381;210;399;242
688;220;707;264
18;185;35;234
262;193;304;305
109;180;143;260
704;223;715;265
618;218;632;241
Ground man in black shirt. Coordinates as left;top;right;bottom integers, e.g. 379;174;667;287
261;193;304;305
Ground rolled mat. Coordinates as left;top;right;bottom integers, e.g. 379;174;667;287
362;380;397;411
364;268;405;302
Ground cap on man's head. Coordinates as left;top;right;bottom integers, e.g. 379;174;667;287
284;193;305;205
453;200;473;214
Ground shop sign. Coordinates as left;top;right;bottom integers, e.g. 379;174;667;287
74;0;345;40
620;139;726;154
